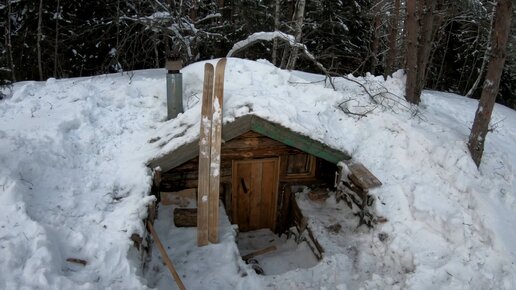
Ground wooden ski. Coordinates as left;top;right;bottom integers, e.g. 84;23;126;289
208;58;227;243
197;63;214;246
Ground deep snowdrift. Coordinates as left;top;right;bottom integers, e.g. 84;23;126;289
0;58;514;289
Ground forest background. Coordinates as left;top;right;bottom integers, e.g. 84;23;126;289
1;0;515;109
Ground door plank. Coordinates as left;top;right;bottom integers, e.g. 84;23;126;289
249;161;263;230
261;159;279;230
233;161;253;232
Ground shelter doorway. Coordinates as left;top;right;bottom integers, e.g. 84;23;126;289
232;158;279;232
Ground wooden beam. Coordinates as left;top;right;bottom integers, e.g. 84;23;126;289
250;116;351;163
348;162;382;190
147;140;199;175
221;115;253;142
198;63;214;246
147;222;186;290
174;208;198;227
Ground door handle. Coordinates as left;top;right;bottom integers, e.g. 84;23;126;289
240;178;249;194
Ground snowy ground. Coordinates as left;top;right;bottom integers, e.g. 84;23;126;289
237;228;319;275
1;58;515;289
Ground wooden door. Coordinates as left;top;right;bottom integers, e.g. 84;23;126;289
232;158;279;232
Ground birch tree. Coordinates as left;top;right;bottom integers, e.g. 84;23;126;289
286;0;306;70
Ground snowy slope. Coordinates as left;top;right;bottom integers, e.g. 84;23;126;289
0;58;515;289
0;74;162;289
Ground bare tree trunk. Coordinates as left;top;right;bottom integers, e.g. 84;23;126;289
385;0;400;78
54;0;60;77
435;21;452;89
370;0;382;75
6;0;16;82
468;0;512;167
153;32;160;68
405;0;418;104
37;0;44;80
286;0;306;70
466;4;495;97
280;47;290;69
272;0;281;66
414;0;437;99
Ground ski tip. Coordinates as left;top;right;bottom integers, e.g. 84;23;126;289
205;63;214;70
216;58;227;68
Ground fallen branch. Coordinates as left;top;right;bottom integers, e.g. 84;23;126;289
227;31;335;90
338;99;377;119
66;258;87;266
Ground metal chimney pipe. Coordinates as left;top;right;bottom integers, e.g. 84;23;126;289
166;58;184;120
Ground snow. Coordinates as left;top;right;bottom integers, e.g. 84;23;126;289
1;58;515;289
145;202;248;290
236;228;319;275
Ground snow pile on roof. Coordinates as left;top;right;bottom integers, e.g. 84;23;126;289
1;58;515;289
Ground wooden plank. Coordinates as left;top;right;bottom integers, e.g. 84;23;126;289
348;162;382;190
209;58;227;243
250;116;351;163
221;134;287;150
261;159;279;230
221;115;253;142
221;147;297;159
147;140;199;174
242;245;277;261
197;63;214;247
249;161;263;230
232;160;253;231
147;222;186;290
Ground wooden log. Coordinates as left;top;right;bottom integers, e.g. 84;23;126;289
147;222;186;290
198;63;214;247
174;208;198;227
348;163;382;190
242;245;277;261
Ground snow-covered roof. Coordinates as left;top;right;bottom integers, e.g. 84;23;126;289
144;59;361;169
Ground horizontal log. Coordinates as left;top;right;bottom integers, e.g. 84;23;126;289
173;208;197;227
221;136;287;150
221;148;300;159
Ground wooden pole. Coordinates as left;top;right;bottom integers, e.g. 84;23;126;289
208;58;227;243
198;63;214;246
147;222;186;290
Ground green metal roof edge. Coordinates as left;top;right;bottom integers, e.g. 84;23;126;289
250;116;351;164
